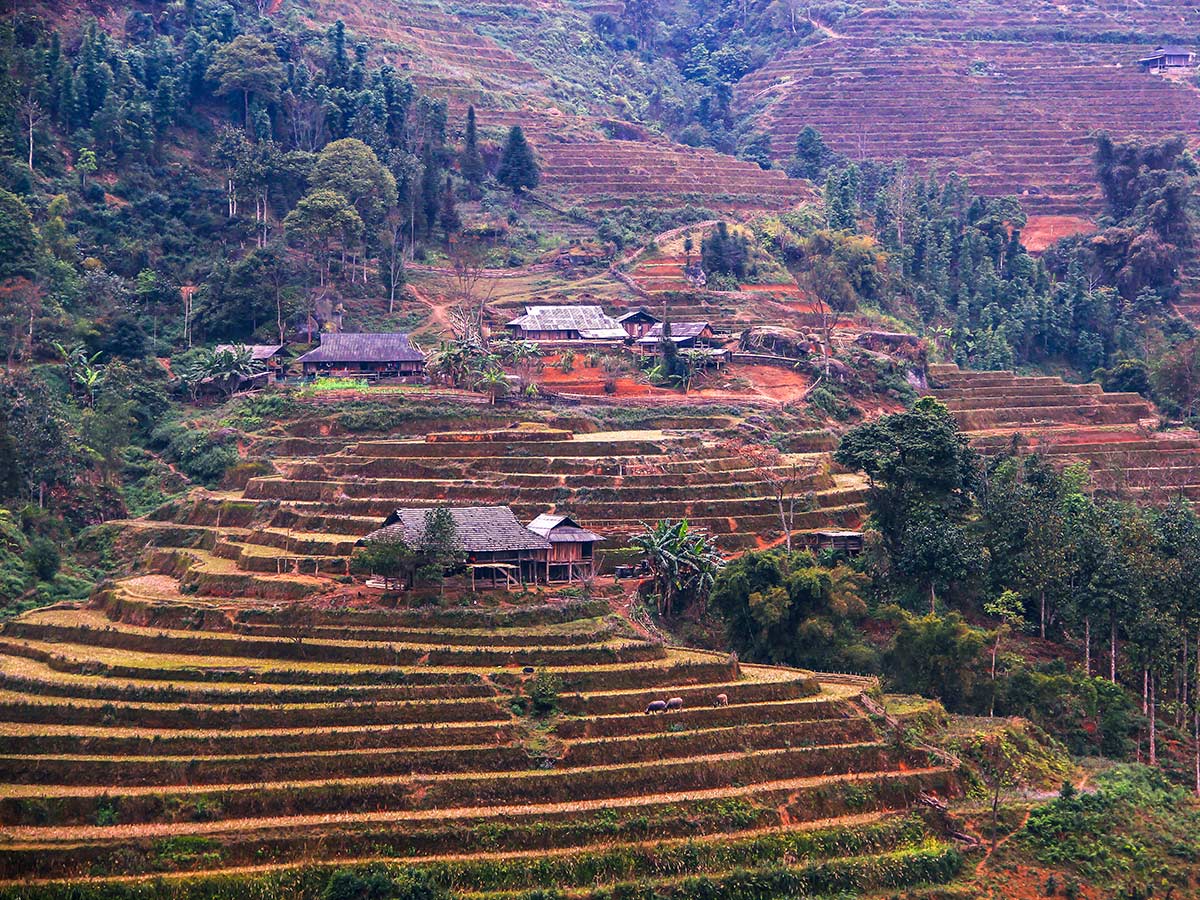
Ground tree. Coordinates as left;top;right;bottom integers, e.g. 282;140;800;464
712;549;871;670
438;177;461;238
284;190;363;287
883;610;986;712
378;209;408;315
459;105;485;187
984;590;1026;718
415;507;463;593
630;519;723;618
835;398;981;611
309;138;398;231
786;126;832;181
206;35;285;128
352;530;417;590
0;190;38;282
496;126;539;194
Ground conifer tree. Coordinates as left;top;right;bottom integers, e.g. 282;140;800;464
460;105;484;186
496;126;539;194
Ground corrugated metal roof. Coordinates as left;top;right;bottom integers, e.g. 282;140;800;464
296;333;425;364
636;322;712;343
527;513;605;543
215;344;284;361
505;306;628;340
366;506;550;553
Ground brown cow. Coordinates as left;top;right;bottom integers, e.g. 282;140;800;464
666;697;684;712
715;693;728;707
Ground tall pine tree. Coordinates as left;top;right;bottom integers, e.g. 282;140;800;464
460;105;484;187
496;126;539;194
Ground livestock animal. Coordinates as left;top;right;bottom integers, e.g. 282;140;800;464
666;697;684;712
715;693;728;707
645;700;668;714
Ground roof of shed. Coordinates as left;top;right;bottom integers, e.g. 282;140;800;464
636;322;713;343
295;333;424;364
215;344;285;360
366;506;550;553
527;513;605;543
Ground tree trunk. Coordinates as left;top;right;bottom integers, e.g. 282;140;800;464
1084;616;1091;676
1150;671;1157;766
929;582;936;616
990;640;999;718
1111;618;1117;684
1040;589;1046;639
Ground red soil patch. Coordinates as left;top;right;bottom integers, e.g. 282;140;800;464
740;284;802;295
535;357;812;404
1022;215;1096;252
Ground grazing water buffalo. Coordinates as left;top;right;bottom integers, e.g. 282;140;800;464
715;693;728;707
645;700;668;714
666;697;684;712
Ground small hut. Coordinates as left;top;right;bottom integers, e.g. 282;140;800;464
1139;45;1195;71
215;344;287;382
616;308;661;339
527;514;605;582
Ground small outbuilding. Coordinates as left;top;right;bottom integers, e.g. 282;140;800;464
616;307;661;339
215;344;288;382
636;321;715;350
505;306;627;342
1139;45;1195;71
527;513;605;582
295;333;425;379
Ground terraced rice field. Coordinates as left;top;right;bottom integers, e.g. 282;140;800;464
0;586;964;896
925;363;1200;501
736;38;1200;216
129;428;867;595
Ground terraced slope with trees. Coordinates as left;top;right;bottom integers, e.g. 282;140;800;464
736;38;1200;217
924;363;1200;501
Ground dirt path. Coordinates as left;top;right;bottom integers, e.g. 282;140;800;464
408;283;452;337
972;769;1094;875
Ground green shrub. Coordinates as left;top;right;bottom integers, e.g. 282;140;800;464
24;537;60;582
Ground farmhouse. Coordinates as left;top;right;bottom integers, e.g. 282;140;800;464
616;307;661;339
505;306;627;342
361;506;606;587
215;344;287;382
1139;45;1195;71
295;333;425;379
636;321;716;349
527;513;604;582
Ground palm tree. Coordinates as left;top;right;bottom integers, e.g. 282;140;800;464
630;519;724;617
53;342;105;408
475;368;510;405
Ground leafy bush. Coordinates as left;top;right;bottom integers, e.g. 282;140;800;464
149;421;239;486
24;537;60;582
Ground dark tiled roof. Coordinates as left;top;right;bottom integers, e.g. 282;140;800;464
527;513;605;543
366;506;550;553
505;306;627;340
215;344;285;361
636;322;712;343
616;308;661;324
296;333;425;364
